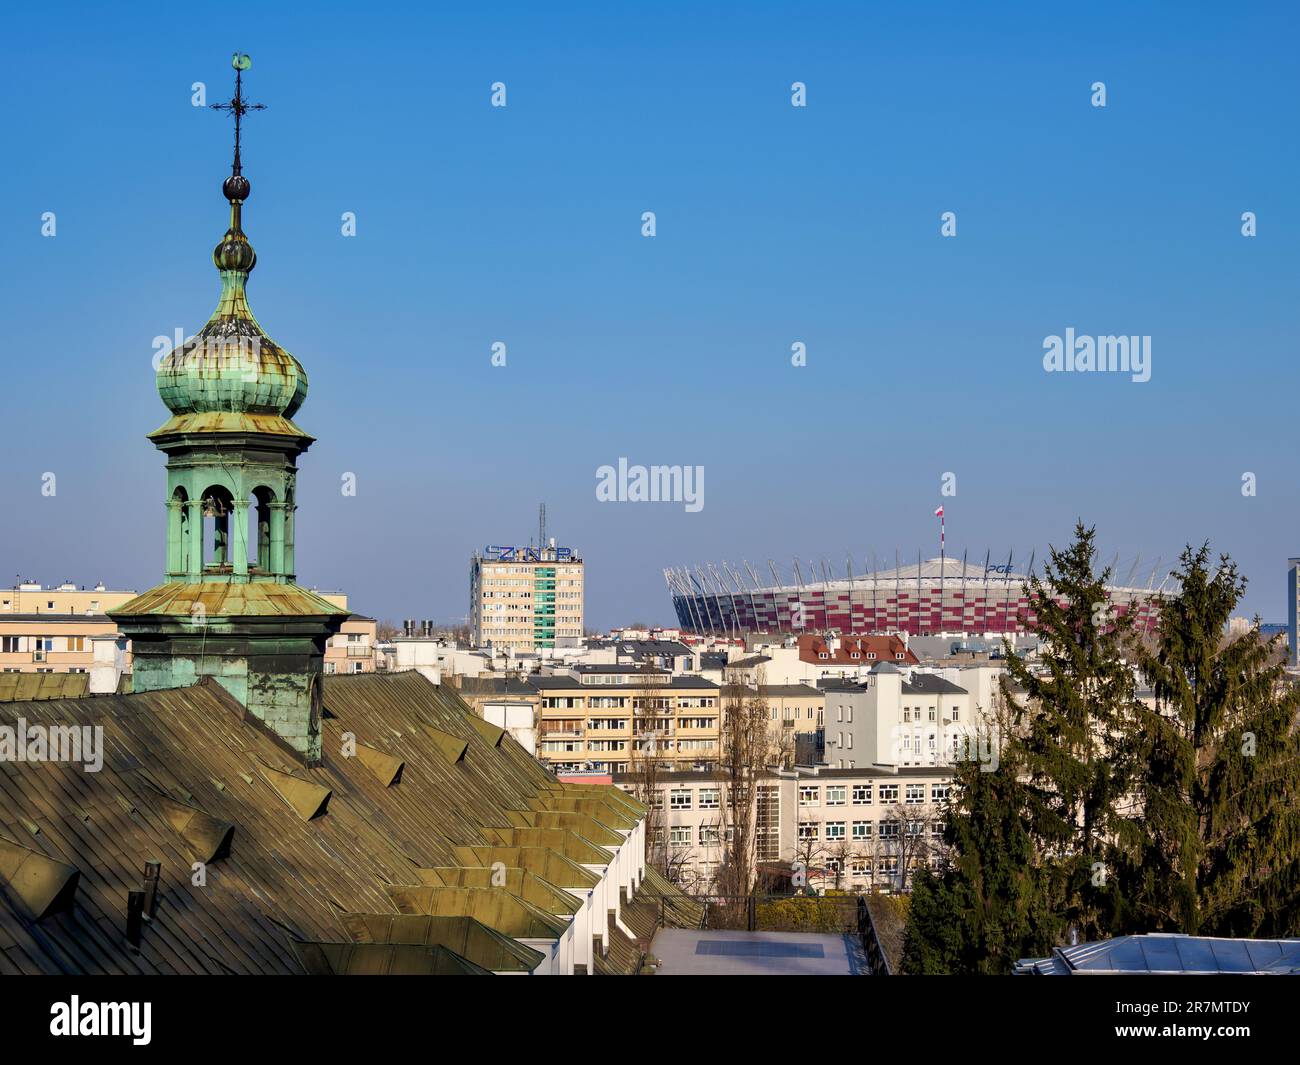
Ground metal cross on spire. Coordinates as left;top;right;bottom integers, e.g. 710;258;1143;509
210;53;265;177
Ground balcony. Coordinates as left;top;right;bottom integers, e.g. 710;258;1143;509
345;644;372;657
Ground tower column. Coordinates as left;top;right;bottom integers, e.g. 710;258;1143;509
186;500;204;577
166;500;183;576
232;498;250;577
269;501;287;576
284;500;297;579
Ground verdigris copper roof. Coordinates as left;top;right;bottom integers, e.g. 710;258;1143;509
152;167;307;439
109;581;350;620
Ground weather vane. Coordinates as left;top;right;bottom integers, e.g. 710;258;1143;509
210;53;265;178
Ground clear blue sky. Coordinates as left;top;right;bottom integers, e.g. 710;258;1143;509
2;1;1297;628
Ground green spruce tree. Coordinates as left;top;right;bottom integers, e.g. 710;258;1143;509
1001;521;1142;942
1121;544;1300;937
902;736;1060;973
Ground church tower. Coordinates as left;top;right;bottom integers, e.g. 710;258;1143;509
112;55;348;764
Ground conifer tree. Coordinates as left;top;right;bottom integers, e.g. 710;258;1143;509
902;737;1060;974
1001;521;1141;942
1121;545;1300;937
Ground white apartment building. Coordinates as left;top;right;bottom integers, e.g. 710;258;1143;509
822;662;1006;769
614;764;954;895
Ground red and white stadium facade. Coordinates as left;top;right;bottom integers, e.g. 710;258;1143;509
665;555;1168;637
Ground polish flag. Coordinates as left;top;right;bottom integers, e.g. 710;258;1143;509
934;506;944;517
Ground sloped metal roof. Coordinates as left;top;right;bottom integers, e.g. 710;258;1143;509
109;581;350;619
0;671;660;974
0;673;90;702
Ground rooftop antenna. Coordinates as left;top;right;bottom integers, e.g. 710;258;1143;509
538;503;546;550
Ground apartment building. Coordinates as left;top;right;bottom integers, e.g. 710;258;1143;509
0;582;136;677
0;614;123;676
470;543;584;652
822;662;1005;769
0;581;137;617
323;614;379;674
614;763;954;895
757;684;824;735
530;666;721;774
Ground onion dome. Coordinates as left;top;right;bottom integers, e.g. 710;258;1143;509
156;172;308;421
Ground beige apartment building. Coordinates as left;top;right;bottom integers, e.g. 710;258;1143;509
530;666;720;774
0;614;124;675
323;613;379;675
0;582;138;676
470;544;584;652
1;581;137;617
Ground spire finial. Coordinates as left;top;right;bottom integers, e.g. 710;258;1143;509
210;53;265;202
209;54;264;273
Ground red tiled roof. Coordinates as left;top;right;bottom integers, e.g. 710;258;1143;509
797;633;918;666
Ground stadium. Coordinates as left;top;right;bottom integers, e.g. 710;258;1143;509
664;553;1172;637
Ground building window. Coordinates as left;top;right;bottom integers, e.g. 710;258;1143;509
905;784;925;804
669;790;692;810
879;784;899;803
698;788;720;809
825;786;845;806
931;784;950;802
825;821;845;840
669;826;691;846
798;785;818;806
797;822;819;840
699;824;721;846
852;784;872;805
852;820;872;840
879;821;900;839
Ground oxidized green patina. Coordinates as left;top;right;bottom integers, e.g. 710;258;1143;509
112;58;345;764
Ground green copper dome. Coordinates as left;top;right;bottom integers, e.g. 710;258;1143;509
156;177;308;421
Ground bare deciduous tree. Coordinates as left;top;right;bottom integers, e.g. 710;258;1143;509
628;659;698;885
879;801;942;892
792;812;829;893
715;665;771;896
